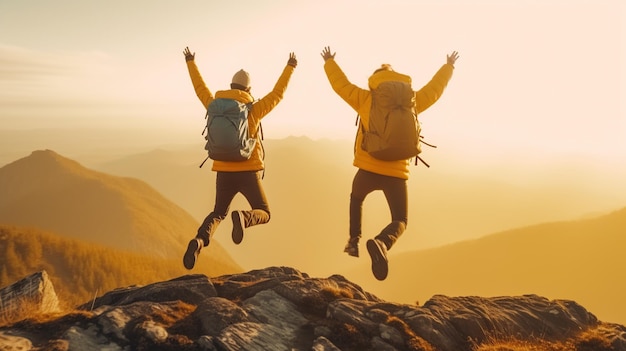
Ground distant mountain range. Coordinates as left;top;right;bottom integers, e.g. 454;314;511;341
0;149;239;269
1;142;625;326
343;206;626;326
87;137;626;274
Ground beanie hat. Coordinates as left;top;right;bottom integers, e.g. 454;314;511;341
231;69;250;88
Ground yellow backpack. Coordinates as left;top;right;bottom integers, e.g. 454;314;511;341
361;80;420;162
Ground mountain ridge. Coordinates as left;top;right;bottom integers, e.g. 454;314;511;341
2;148;625;326
92;137;626;254
351;205;626;325
0;149;236;266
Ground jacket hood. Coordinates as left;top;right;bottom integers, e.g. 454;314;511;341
215;89;254;103
368;70;412;89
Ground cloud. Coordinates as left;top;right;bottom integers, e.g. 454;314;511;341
0;43;121;103
0;44;150;129
0;43;115;85
0;44;77;81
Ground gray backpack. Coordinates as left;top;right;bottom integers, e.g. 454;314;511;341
201;98;256;165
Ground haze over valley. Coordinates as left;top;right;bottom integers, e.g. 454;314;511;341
1;130;625;325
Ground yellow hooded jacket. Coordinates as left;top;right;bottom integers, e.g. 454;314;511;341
323;59;454;179
186;60;295;172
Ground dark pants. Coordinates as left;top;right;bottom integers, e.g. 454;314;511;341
196;171;270;245
349;169;408;251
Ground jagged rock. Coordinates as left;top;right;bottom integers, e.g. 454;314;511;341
63;325;122;351
312;336;341;350
0;266;624;351
0;270;59;321
0;331;33;350
81;273;217;310
195;297;250;336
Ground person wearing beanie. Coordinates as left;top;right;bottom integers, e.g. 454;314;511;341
182;46;297;270
321;46;459;281
231;69;251;89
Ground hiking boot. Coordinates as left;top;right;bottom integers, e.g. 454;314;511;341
366;239;389;281
183;238;203;270
343;238;359;257
231;211;245;245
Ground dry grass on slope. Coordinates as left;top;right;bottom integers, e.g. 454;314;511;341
472;324;617;351
0;225;241;310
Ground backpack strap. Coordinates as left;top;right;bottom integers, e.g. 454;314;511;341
413;136;437;167
354;114;363;155
415;155;430;167
201;112;208;136
420;138;437;149
199;154;210;168
248;101;267;179
258;122;265;179
199;106;211;168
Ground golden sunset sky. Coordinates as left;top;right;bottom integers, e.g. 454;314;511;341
1;0;624;162
2;1;626;325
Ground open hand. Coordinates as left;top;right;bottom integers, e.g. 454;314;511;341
183;47;195;62
447;51;459;66
320;46;336;61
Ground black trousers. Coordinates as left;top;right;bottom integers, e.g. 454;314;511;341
349;169;408;250
196;170;270;245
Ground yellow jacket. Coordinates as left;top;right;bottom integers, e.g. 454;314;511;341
186;60;295;172
323;59;454;179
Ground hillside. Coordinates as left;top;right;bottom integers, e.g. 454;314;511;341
0;149;237;268
0;225;241;308
345;207;626;326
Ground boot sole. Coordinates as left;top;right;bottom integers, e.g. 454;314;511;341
183;239;201;270
367;239;388;281
231;211;245;245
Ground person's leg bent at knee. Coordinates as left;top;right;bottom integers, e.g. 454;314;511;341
232;171;270;244
184;172;236;269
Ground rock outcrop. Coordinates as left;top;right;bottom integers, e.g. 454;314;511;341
0;271;59;323
0;266;624;351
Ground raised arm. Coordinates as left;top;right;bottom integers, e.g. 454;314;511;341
250;52;297;119
414;51;459;113
321;46;369;112
183;46;213;108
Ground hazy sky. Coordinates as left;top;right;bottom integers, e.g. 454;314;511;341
1;0;624;161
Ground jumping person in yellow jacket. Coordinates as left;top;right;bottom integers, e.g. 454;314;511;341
320;46;459;280
182;46;297;270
